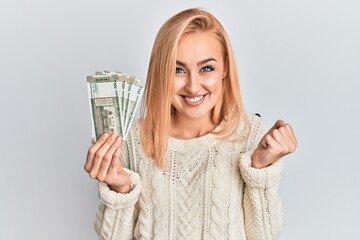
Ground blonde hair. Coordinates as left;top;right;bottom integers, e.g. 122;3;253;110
141;8;249;169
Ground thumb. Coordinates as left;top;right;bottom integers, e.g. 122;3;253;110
268;119;286;133
260;119;285;149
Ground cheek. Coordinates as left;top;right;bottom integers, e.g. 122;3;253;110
206;74;223;92
172;78;185;94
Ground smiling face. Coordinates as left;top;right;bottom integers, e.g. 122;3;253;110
171;31;226;125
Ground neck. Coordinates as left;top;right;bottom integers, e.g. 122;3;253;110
170;114;217;139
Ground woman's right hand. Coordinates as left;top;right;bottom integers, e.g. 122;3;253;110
84;132;131;193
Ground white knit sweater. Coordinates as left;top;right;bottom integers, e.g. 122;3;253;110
94;114;284;240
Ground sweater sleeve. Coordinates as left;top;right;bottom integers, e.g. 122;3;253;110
93;124;141;240
239;115;284;240
94;168;141;240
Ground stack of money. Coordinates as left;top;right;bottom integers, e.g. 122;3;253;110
87;71;144;142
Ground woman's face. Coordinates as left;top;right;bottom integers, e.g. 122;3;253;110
171;31;226;123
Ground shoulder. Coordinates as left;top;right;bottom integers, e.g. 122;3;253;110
247;113;267;133
245;113;268;151
229;113;266;138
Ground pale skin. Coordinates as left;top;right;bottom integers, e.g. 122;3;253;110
84;133;131;193
84;31;297;193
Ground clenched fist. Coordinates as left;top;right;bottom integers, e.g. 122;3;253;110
252;120;297;169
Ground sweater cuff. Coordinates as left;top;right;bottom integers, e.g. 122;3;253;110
239;151;283;189
97;168;141;209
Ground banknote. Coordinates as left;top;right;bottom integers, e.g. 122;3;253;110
87;71;144;142
123;78;143;138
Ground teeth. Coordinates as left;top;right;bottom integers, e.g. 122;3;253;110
185;95;203;103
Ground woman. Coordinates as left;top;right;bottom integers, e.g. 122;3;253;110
84;8;297;240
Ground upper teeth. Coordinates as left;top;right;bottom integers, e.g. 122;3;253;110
185;95;203;103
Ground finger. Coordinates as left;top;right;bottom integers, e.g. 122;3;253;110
84;133;109;172
260;120;285;149
285;124;297;142
106;147;123;182
89;133;118;178
110;146;123;170
273;128;297;154
267;119;286;135
278;125;294;145
264;134;283;155
272;129;287;146
260;136;268;149
270;127;298;156
285;124;297;150
97;136;123;181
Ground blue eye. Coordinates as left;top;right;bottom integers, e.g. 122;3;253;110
201;65;215;72
176;67;185;74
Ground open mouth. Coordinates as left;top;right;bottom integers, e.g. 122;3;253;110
181;94;207;105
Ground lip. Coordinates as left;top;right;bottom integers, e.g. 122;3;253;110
181;94;207;106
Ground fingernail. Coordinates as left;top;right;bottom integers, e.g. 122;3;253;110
116;136;122;142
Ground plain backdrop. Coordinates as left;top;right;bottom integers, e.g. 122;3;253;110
1;0;359;239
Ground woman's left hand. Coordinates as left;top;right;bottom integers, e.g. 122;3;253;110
252;120;297;169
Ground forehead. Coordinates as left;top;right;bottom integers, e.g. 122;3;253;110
177;31;224;60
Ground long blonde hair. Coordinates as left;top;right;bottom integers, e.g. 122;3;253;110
141;8;249;168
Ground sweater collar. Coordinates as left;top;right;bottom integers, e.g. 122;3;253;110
167;123;224;150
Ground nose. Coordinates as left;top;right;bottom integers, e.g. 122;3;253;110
185;73;201;94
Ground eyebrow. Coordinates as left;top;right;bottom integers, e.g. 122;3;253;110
176;57;217;67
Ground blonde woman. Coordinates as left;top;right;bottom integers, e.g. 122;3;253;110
85;8;297;240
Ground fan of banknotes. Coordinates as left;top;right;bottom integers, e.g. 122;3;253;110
87;71;144;142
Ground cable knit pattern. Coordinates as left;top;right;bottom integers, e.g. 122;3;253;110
93;113;284;239
240;115;284;240
95;168;141;240
134;146;152;240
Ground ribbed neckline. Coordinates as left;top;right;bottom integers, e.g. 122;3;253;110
167;124;223;150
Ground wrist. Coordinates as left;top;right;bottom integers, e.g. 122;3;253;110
251;158;263;169
251;152;270;169
109;182;131;193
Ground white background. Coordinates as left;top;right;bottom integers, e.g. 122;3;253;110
1;0;359;239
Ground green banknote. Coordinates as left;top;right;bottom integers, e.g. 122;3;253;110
87;71;144;142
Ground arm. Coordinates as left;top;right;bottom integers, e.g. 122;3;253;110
85;132;141;240
94;168;141;240
240;152;284;240
239;115;296;239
